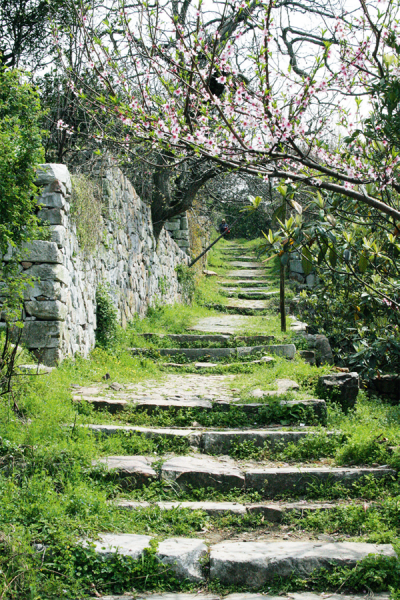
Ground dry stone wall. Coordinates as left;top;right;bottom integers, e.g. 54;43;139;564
3;163;189;365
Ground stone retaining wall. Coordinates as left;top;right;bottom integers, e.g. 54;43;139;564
288;252;316;288
2;163;189;365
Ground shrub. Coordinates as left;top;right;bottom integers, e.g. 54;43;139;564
95;283;118;349
0;69;44;256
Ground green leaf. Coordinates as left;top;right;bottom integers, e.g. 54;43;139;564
301;247;313;276
359;253;368;273
329;247;337;268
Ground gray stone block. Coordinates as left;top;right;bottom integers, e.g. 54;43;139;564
177;240;190;248
21;321;64;348
93;456;156;487
165;222;181;231
210;541;396;587
37;207;65;226
36;163;72;195
201;430;323;455
157;537;207;582
87;533;152;559
88;534;206;582
49;225;67;247
86;424;201;447
304;334;334;365
245;466;394;497
298;350;316;365
264;344;296;359
306;273;315;287
180;216;189;230
23;280;62;301
38;192;66;209
161;456;245;491
25;300;67;321
21;240;63;264
318;372;359;411
23;263;70;285
289;259;304;274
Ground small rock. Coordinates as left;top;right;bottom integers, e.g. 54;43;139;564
21;261;33;269
203;269;218;276
110;382;123;391
260;356;274;363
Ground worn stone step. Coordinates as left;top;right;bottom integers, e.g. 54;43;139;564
87;534;395;589
209;540;396;587
190;315;261;334
216;300;269;313
100;593;390;600
222;291;279;300
85;534;207;582
129;344;295;360
74;396;327;424
220;287;271;293
137;334;232;344
219;280;269;287
84;424;332;454
226;270;267;278
95;454;395;495
117;499;345;521
228;261;264;268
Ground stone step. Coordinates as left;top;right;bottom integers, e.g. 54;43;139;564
190;315;262;334
228;261;264;268
223;255;259;261
216;299;269;313
94;454;395;496
220;287;271;292
74;396;327;424
137;333;232;344
117;499;349;521
226;270;267;278
223;291;279;300
209;540;396;587
99;594;390;600
86;533;395;588
85;425;332;454
85;534;207;582
219;280;269;287
129;344;295;360
136;333;276;345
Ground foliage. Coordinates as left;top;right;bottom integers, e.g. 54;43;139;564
297;271;400;377
95;283;118;350
0;68;44;257
175;264;196;304
70;173;104;254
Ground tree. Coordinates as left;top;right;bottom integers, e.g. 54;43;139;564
60;0;400;221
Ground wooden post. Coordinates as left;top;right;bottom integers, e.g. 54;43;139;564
280;195;287;332
280;260;286;332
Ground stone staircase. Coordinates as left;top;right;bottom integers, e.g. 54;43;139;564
74;241;397;597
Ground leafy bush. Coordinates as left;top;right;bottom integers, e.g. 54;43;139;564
175;264;196;303
297;271;400;378
95;283;118;349
0;69;44;256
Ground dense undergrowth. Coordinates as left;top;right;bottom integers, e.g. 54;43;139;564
0;237;399;598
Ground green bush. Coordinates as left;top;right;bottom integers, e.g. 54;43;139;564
0;69;44;256
95;283;118;349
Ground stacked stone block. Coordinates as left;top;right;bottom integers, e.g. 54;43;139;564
288;252;316;288
1;163;189;365
165;215;190;255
